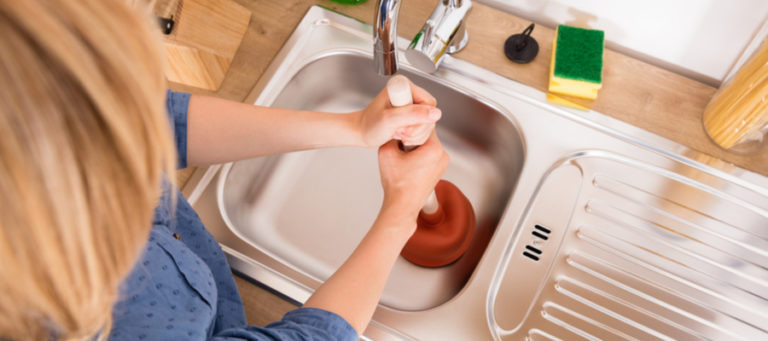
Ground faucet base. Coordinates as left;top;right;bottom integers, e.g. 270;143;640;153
404;0;472;74
375;0;472;75
447;21;469;54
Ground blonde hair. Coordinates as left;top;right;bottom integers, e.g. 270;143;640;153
0;0;175;339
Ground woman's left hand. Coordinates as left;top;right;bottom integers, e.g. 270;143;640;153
355;80;441;148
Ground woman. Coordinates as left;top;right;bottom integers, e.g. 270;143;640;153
0;0;447;340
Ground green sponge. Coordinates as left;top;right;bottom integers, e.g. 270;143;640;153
549;25;605;99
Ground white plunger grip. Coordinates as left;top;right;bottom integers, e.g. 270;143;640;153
386;75;440;215
387;75;413;107
387;76;432;149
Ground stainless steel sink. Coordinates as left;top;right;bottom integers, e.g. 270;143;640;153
183;6;768;340
218;53;524;311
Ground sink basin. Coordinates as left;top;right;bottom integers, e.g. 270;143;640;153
218;53;524;311
183;6;768;340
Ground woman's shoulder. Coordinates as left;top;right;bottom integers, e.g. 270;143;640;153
110;227;218;340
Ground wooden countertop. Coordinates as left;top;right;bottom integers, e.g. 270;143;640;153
171;0;767;326
172;0;767;180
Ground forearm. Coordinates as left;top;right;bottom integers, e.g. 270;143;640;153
303;205;415;335
186;95;364;166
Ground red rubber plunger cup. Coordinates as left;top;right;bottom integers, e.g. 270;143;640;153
401;180;476;267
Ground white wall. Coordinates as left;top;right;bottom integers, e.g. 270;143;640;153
480;0;768;86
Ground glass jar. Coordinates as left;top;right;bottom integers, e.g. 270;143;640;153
703;37;768;153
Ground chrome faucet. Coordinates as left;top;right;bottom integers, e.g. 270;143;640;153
374;0;472;75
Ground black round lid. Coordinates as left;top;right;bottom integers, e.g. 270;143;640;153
504;23;539;64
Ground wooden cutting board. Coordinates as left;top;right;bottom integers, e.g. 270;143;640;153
156;0;251;90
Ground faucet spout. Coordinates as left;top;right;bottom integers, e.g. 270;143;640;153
374;0;403;76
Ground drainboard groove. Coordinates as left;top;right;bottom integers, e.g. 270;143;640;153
559;266;721;340
566;252;748;340
592;174;768;241
540;302;604;341
543;299;644;341
585;199;768;280
590;164;768;224
576;226;768;331
581;212;768;298
553;277;676;340
578;224;768;306
527;328;564;341
591;176;768;261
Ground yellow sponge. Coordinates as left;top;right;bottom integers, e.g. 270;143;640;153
546;93;589;110
548;25;605;100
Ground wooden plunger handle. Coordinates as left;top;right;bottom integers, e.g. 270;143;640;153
386;75;439;214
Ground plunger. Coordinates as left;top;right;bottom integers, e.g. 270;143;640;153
386;75;476;268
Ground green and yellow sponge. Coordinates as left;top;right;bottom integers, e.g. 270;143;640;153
549;25;605;100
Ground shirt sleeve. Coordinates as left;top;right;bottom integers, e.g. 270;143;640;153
166;90;191;169
210;307;358;341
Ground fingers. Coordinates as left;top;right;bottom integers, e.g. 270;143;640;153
424;131;448;157
385;104;441;128
378;139;402;158
392;121;444;150
419;130;441;150
381;129;442;158
381;76;435;107
409;81;437;107
401;123;433;147
416;131;450;173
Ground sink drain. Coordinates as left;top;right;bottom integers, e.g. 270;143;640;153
524;224;552;261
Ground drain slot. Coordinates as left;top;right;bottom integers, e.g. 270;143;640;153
525;245;542;254
532;230;548;240
523;251;540;261
532;224;551;240
525;224;551;261
523;245;542;261
534;224;551;234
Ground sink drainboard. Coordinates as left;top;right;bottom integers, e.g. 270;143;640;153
490;152;768;340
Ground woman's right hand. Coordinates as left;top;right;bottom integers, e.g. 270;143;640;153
355;79;440;149
376;131;449;235
304;132;448;335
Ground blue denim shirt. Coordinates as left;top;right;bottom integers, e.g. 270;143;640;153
109;91;357;340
